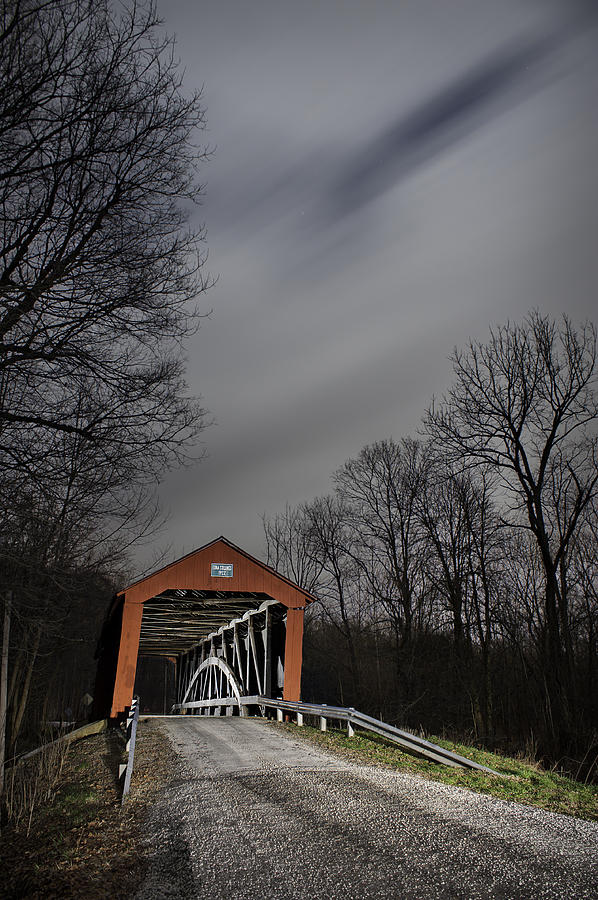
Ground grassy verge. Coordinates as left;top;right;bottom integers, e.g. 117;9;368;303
271;721;598;822
1;720;178;900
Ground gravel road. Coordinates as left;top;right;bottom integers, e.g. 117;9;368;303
135;717;598;900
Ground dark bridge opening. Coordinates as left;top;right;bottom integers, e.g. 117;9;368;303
134;657;177;715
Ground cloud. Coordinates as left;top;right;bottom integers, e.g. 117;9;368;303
320;37;555;226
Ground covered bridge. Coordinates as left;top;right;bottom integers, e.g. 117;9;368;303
94;537;316;719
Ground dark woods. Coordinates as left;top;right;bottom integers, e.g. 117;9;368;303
0;0;210;778
265;313;598;779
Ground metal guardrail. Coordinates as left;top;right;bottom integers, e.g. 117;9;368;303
256;698;501;773
184;694;499;774
119;697;140;804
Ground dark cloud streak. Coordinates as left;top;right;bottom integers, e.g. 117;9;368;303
323;37;555;225
311;5;598;229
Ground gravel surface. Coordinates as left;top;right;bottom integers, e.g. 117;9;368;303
135;717;598;900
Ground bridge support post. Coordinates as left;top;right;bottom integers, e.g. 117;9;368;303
282;607;304;702
110;597;143;718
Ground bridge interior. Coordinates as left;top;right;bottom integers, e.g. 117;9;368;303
171;596;287;714
133;590;288;713
138;589;275;655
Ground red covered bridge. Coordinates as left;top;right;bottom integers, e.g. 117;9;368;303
94;537;316;719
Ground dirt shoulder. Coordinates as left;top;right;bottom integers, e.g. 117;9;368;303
1;719;178;900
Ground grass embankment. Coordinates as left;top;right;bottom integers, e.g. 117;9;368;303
1;720;177;900
272;721;598;822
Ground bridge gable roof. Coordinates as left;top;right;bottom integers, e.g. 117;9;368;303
120;536;316;609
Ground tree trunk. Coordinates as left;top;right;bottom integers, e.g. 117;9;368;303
7;643;24;713
344;625;361;706
0;592;11;798
542;571;570;754
558;557;576;713
8;624;41;757
482;641;493;739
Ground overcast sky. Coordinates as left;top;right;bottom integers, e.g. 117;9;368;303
144;0;598;571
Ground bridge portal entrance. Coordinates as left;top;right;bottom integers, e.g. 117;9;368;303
94;537;316;718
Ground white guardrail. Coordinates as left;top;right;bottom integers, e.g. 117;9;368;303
119;696;140;804
172;695;500;774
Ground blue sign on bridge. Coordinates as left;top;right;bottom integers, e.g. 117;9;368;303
211;563;234;577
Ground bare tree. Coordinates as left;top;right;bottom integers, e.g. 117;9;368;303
302;495;365;704
263;504;322;594
0;0;212;781
0;0;211;483
333;439;426;646
460;469;506;737
417;461;473;645
425;312;598;750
